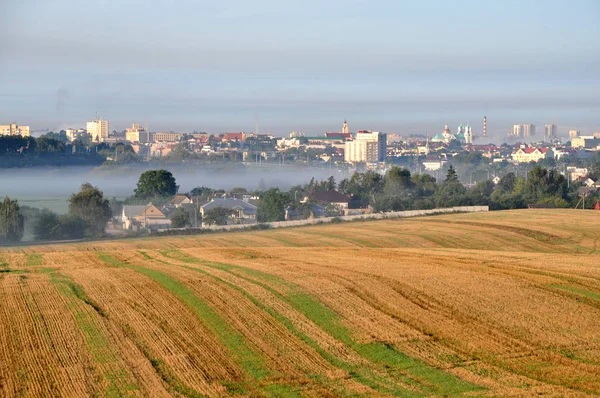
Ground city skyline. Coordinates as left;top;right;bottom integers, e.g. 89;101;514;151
1;0;599;137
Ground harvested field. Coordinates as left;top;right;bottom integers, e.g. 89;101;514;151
1;209;599;397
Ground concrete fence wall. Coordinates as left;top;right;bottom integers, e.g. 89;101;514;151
192;205;489;233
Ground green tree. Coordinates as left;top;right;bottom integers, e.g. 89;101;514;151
190;186;214;198
375;167;414;211
68;183;112;236
325;176;336;190
411;174;438;209
468;180;494;205
203;207;234;226
170;207;190;228
0;197;24;242
445;165;459;182
33;209;61;240
58;215;87;239
35;136;66;153
257;188;290;222
523;166;569;205
435;167;469;207
33;210;86;241
134;170;177;199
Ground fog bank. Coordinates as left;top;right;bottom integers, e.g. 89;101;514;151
0;165;347;214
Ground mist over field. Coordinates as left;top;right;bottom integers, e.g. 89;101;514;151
0;165;345;213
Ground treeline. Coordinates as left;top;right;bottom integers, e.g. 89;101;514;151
0;134;107;168
0;184;112;244
329;165;594;211
252;164;598;223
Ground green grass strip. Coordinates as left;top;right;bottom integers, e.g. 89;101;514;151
169;261;410;397
159;250;482;396
549;284;600;301
25;254;43;267
46;270;139;397
97;252;285;393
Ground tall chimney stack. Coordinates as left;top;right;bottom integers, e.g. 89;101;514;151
483;116;487;138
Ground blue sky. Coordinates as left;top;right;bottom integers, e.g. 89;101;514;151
1;0;599;139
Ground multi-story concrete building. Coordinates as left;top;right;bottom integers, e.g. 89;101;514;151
571;136;600;149
512;124;535;138
544;124;557;141
153;132;183;142
523;124;535;137
125;123;150;143
86;119;109;142
512;125;523;138
344;131;387;163
0;123;30;137
569;130;580;138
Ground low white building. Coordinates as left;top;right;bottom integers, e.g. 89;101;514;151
422;155;447;171
511;146;553;163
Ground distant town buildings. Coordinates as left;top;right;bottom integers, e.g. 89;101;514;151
432;125;456;144
571;136;600;149
512;124;535;138
125;123;150;143
65;128;87;141
86;119;109;142
455;123;473;144
153;132;183;142
0;123;30;137
523;124;535;138
544;124;557;141
345;130;387;163
569;130;580;138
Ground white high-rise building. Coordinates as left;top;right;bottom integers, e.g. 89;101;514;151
344;131;387;163
523;124;535;137
544;124;557;141
513;125;523;138
512;124;535;138
86;119;109;142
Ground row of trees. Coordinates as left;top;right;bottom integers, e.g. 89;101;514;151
0;184;113;243
244;164;596;224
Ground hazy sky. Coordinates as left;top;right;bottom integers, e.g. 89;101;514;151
1;0;599;139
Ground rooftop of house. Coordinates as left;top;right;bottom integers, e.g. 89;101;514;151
122;205;146;218
307;190;351;203
201;198;258;214
122;204;167;218
170;194;191;205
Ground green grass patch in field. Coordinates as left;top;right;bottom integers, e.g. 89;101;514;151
45;269;139;397
0;259;28;274
25;254;43;267
98;252;291;395
174;261;419;396
549;284;600;301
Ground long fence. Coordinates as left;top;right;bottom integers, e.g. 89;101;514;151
193;205;489;233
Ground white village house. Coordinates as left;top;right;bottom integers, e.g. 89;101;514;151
121;204;172;231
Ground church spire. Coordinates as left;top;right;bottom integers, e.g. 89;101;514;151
342;119;349;135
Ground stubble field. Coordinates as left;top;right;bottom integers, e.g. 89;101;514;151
1;209;599;397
